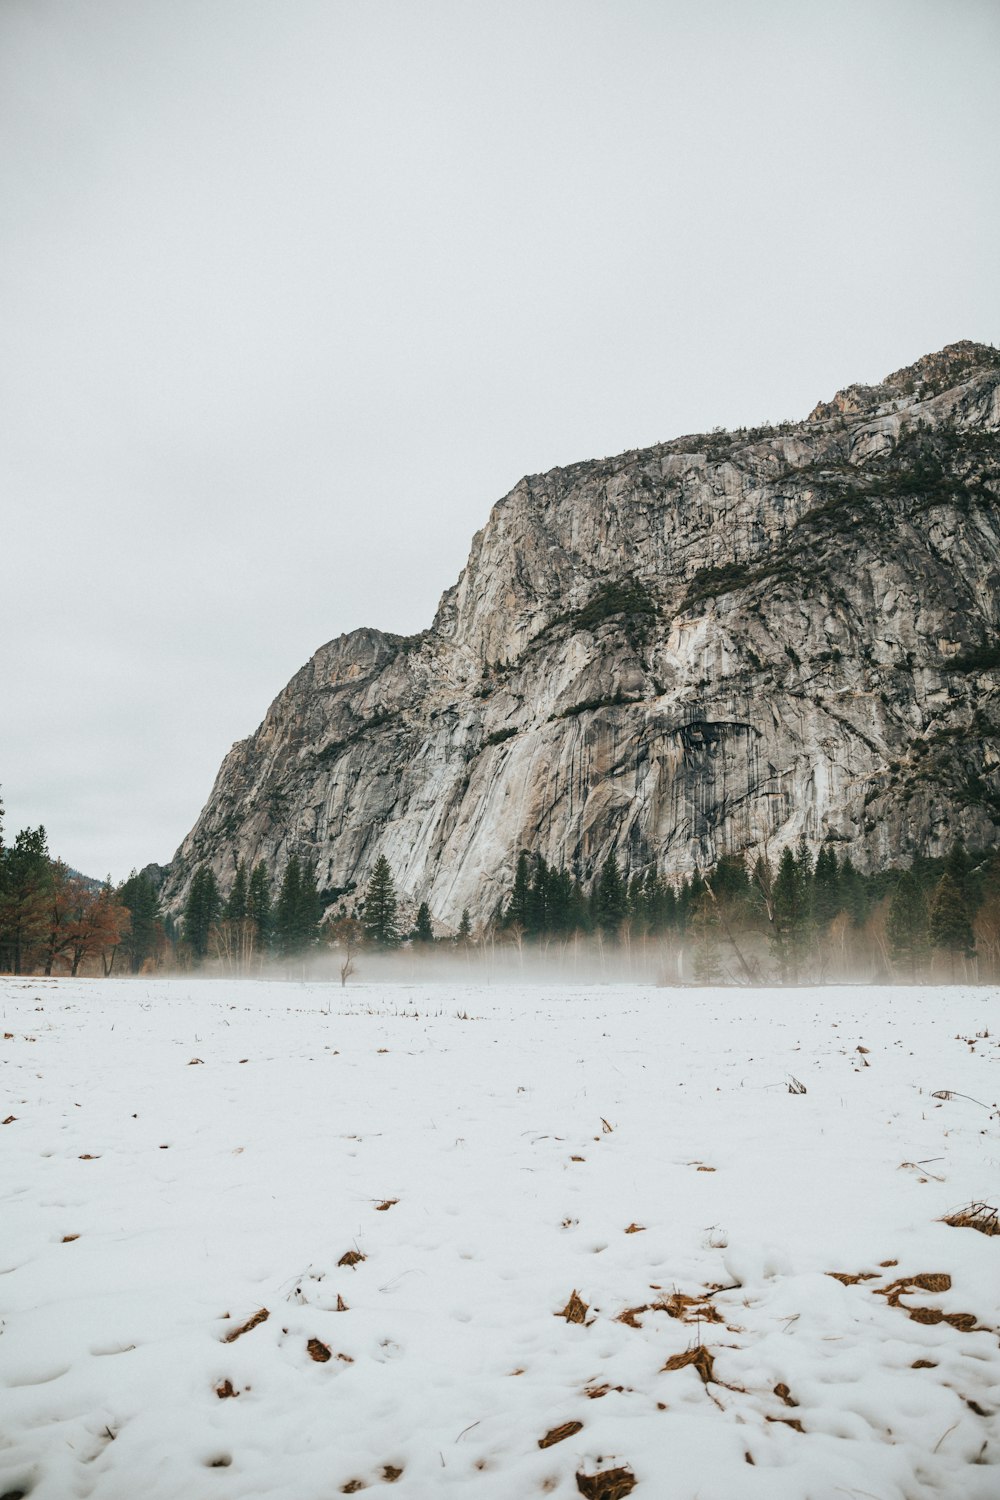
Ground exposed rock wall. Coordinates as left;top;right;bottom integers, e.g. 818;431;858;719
163;341;1000;926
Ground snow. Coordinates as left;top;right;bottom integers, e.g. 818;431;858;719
1;977;998;1499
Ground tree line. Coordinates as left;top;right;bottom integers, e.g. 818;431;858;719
0;799;166;976
3;777;998;981
490;837;997;983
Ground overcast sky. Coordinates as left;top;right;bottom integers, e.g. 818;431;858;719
2;0;998;881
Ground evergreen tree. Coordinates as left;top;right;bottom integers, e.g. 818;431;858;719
275;855;302;956
0;827;52;973
413;901;434;943
713;853;750;905
225;860;249;923
183;865;221;960
526;855;549;936
455;908;472;945
676;871;706;934
505;852;531;930
275;856;321;957
569;877;591;933
593;852;628;938
839;856;869;926
247;861;272;950
644;870;676;934
547;867;575;935
627;872;647;932
928;873;974;968
296;859;322;951
886;871;928;980
812;846;842;927
362;855;400;948
118;870;161;973
771;845;811;982
944;840;971;901
690;895;723;982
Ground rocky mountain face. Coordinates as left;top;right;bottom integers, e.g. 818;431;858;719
163;341;1000;928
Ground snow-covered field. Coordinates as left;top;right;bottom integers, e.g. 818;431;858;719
1;978;998;1500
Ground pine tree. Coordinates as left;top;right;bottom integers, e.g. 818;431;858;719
413;901;434;943
183;865;221;960
812;846;842;928
644;870;676;933
296;859;322;952
247;861;272;950
225;860;249;923
839;856;869;926
886;871;929;980
945;840;971;901
526;855;549;936
690;895;723;983
0;826;52;973
362;855;400;948
275;855;303;956
118;870;161;973
455;908;472;945
929;873;974;970
772;845;811;982
627;872;647;932
594;852;628;938
547;867;575;934
275;856;321;957
505;852;531;930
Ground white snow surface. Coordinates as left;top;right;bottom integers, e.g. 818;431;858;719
1;978;998;1500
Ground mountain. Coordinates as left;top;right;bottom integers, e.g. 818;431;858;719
162;340;1000;927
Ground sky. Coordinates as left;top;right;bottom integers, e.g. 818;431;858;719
2;0;999;882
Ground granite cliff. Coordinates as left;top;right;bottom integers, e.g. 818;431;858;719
163;341;1000;927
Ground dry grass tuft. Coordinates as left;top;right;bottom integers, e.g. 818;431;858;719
558;1290;589;1323
616;1304;648;1328
787;1077;807;1094
909;1273;952;1292
656;1292;723;1325
61;1234;80;1243
223;1308;269;1343
575;1466;637;1499
943;1202;999;1236
773;1383;798;1407
661;1345;715;1384
538;1420;584;1449
338;1250;366;1268
876;1273;951;1306
827;1271;878;1285
307;1338;332;1362
381;1465;403;1482
374;1200;398;1212
336;1294;348;1311
583;1382;624;1399
912;1359;937;1368
624;1223;645;1234
215;1380;237;1399
341;1482;366;1494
